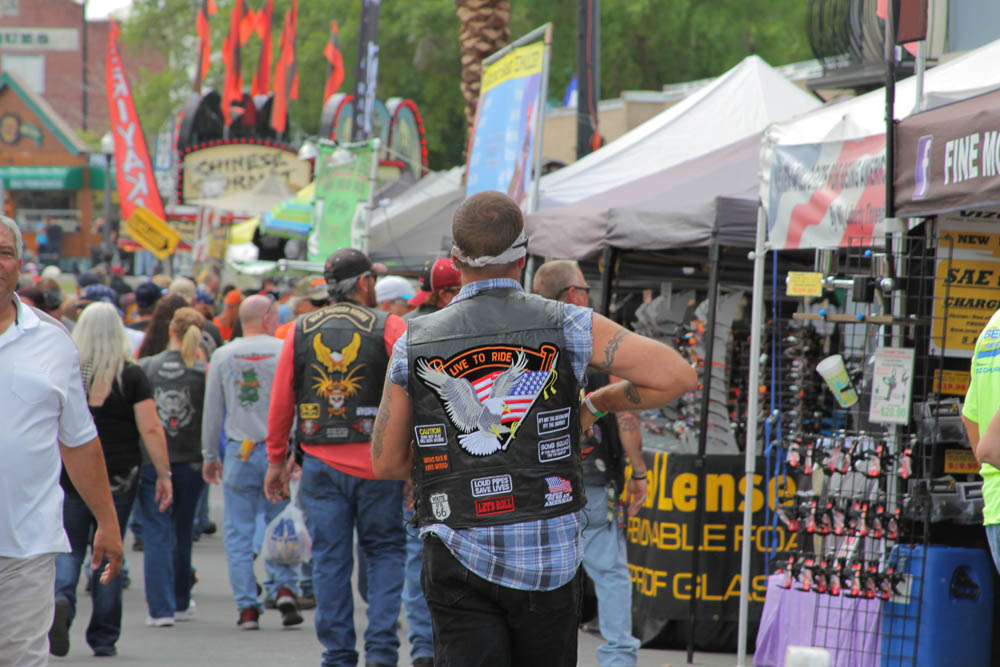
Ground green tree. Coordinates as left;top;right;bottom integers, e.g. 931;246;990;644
119;0;811;171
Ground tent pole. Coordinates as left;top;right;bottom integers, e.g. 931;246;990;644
686;234;720;664
362;138;381;255
598;246;616;317
737;205;767;667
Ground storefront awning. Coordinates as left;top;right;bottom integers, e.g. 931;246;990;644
0;165;84;190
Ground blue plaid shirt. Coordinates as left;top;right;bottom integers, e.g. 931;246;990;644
389;278;593;591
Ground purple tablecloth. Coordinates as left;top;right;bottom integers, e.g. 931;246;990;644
755;574;883;667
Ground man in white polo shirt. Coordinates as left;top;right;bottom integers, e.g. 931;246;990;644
0;216;123;665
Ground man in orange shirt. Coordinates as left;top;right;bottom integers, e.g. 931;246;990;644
265;249;406;667
213;289;243;342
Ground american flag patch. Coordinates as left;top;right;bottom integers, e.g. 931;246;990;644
544;475;573;507
545;476;572;494
473;370;551;424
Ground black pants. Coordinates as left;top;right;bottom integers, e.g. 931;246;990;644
420;535;580;667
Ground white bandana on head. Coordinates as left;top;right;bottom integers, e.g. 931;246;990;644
452;231;528;268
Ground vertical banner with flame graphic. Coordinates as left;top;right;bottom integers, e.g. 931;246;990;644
105;21;166;225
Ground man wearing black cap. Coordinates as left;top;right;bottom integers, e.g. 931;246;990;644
371;191;696;665
265;248;407;667
128;281;163;333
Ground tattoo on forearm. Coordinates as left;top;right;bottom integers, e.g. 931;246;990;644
624;382;641;405
372;380;393;460
602;329;631;370
617;414;640;432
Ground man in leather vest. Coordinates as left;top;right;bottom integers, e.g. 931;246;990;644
266;248;407;667
534;259;647;667
371;191;697;666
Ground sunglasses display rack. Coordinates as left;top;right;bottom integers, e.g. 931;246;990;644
757;228;955;666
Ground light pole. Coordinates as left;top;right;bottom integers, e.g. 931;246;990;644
100;131;114;265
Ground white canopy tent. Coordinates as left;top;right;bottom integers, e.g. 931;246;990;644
535;55;820;210
760;36;1000;212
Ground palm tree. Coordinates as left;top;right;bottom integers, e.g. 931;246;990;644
455;0;511;141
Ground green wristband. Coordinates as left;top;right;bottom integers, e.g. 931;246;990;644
584;392;607;418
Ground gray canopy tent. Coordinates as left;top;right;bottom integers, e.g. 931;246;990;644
368;167;463;270
526;133;760;260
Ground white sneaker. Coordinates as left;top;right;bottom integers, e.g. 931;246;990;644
175;600;196;621
145;615;175;627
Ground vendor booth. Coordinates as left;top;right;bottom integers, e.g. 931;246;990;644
528;127;820;653
740;61;1000;663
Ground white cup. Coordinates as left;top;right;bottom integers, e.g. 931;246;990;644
816;354;859;408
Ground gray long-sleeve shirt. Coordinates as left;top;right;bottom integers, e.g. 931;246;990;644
201;334;283;462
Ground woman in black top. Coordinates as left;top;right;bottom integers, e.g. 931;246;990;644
51;302;173;658
137;307;207;626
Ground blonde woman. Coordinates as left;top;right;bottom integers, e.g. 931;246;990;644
51;303;173;658
137;307;207;626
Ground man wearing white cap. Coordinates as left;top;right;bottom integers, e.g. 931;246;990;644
375;276;415;317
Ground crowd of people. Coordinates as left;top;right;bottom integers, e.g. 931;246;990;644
0;193;697;667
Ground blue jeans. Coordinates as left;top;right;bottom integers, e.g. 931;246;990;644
138;463;204;619
402;505;434;660
299;453;405;666
129;494;145;541
221;440;298;611
581;483;640;667
193;484;212;539
985;524;1000;574
54;484;137;651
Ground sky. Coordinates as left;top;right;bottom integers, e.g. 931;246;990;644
81;0;133;20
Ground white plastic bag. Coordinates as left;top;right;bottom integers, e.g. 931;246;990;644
261;482;312;564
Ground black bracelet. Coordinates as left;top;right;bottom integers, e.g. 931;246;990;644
631;471;648;481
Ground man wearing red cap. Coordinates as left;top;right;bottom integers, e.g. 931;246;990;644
214;289;243;342
265;248;407;667
404;257;462;321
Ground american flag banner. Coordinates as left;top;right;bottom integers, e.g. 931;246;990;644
473;370;551;424
768;135;886;250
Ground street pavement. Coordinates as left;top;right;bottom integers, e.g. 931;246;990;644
51;492;740;666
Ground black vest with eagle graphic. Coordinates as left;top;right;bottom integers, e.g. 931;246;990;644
407;288;584;529
292;302;388;445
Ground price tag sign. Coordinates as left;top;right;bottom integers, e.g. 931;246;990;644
944;449;979;475
869;347;915;425
786;272;823;297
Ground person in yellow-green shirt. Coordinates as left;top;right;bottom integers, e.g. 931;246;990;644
962;308;1000;573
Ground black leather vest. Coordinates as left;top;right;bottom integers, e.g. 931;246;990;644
139;350;206;464
292;301;389;445
581;371;626;493
407;288;585;528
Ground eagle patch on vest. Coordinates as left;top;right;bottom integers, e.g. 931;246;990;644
414;343;560;456
310;331;366;418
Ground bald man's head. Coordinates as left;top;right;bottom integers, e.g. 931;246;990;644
240;294;277;334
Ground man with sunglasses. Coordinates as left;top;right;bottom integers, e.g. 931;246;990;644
266;248;407;667
533;259;646;667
